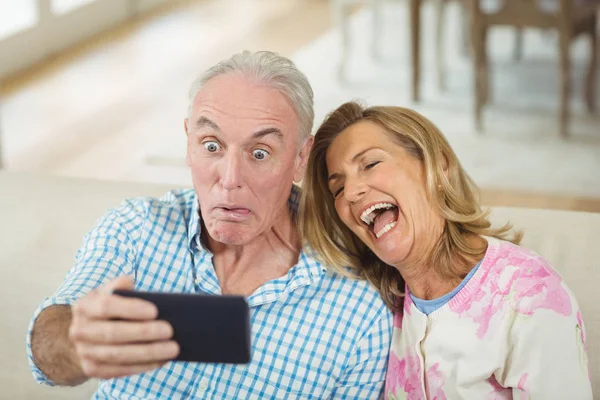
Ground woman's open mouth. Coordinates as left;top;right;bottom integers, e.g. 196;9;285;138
359;202;400;239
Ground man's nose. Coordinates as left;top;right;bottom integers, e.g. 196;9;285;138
220;152;243;190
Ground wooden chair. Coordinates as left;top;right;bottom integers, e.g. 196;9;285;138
0;105;3;168
435;0;525;91
469;0;599;137
334;0;425;102
436;0;469;91
332;0;385;80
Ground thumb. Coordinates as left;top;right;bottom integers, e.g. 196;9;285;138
101;275;135;294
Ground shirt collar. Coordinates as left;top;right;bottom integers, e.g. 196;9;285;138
187;196;202;252
296;247;328;278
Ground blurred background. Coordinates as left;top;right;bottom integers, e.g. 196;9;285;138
0;0;599;211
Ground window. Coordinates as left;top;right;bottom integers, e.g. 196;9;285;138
51;0;96;15
0;0;38;40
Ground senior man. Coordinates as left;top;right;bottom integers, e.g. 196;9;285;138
27;51;393;399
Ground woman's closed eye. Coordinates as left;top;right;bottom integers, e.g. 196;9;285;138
333;186;344;198
365;161;380;170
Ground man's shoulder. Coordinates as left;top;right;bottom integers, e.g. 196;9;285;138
95;189;196;239
303;253;391;324
111;188;196;220
326;273;389;309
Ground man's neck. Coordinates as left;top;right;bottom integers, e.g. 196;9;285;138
205;208;301;296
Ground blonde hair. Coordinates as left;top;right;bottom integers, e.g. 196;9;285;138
299;102;522;312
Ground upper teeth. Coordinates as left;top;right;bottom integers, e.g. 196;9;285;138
360;203;395;225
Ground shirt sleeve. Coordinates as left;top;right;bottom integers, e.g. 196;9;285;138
26;200;143;385
329;306;393;399
499;287;593;399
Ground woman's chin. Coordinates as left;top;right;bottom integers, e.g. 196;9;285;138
371;249;404;268
370;234;410;268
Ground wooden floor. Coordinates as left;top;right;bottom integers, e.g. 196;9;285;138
1;0;599;213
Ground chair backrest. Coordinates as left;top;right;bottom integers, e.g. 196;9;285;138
472;0;571;27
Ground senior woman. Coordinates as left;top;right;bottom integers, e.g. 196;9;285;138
299;101;592;399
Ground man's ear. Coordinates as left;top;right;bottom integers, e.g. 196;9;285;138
184;118;191;167
294;135;315;183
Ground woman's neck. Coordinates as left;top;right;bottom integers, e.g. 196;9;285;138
400;234;488;300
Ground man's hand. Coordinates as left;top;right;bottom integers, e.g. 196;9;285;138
68;276;179;380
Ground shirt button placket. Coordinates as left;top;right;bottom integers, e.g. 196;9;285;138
198;378;209;392
417;316;429;397
192;377;209;397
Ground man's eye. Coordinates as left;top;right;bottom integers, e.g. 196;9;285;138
334;186;344;197
203;141;220;152
252;149;269;160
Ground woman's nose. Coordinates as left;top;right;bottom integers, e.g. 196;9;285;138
343;177;367;203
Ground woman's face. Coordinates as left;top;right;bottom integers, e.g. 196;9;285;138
325;120;444;267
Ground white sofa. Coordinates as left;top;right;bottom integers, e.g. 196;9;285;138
1;171;599;399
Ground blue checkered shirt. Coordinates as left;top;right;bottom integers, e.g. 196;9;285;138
27;187;393;399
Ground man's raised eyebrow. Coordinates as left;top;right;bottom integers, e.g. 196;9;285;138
252;127;284;140
195;116;220;131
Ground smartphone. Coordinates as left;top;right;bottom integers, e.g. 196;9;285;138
113;290;251;364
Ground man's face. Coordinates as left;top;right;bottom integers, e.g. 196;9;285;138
185;73;311;245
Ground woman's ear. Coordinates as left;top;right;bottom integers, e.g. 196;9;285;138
294;136;315;183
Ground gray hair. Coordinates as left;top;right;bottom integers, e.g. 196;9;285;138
187;50;314;143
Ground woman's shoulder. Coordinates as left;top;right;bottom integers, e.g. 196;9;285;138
484;236;557;276
483;237;575;317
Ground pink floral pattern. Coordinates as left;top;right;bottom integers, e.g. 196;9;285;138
385;350;423;399
426;363;447;400
394;297;406;329
576;311;591;381
517;373;529;399
484;373;529;400
577;311;586;345
385;350;447;400
404;292;413;316
394;311;403;329
485;375;512;399
386;239;588;399
449;241;572;339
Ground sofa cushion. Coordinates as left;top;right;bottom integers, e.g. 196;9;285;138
1;171;598;397
489;206;600;395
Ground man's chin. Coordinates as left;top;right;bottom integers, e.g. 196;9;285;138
209;225;256;246
217;235;252;246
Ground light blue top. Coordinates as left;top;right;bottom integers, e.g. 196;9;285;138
410;259;483;315
26;186;393;399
